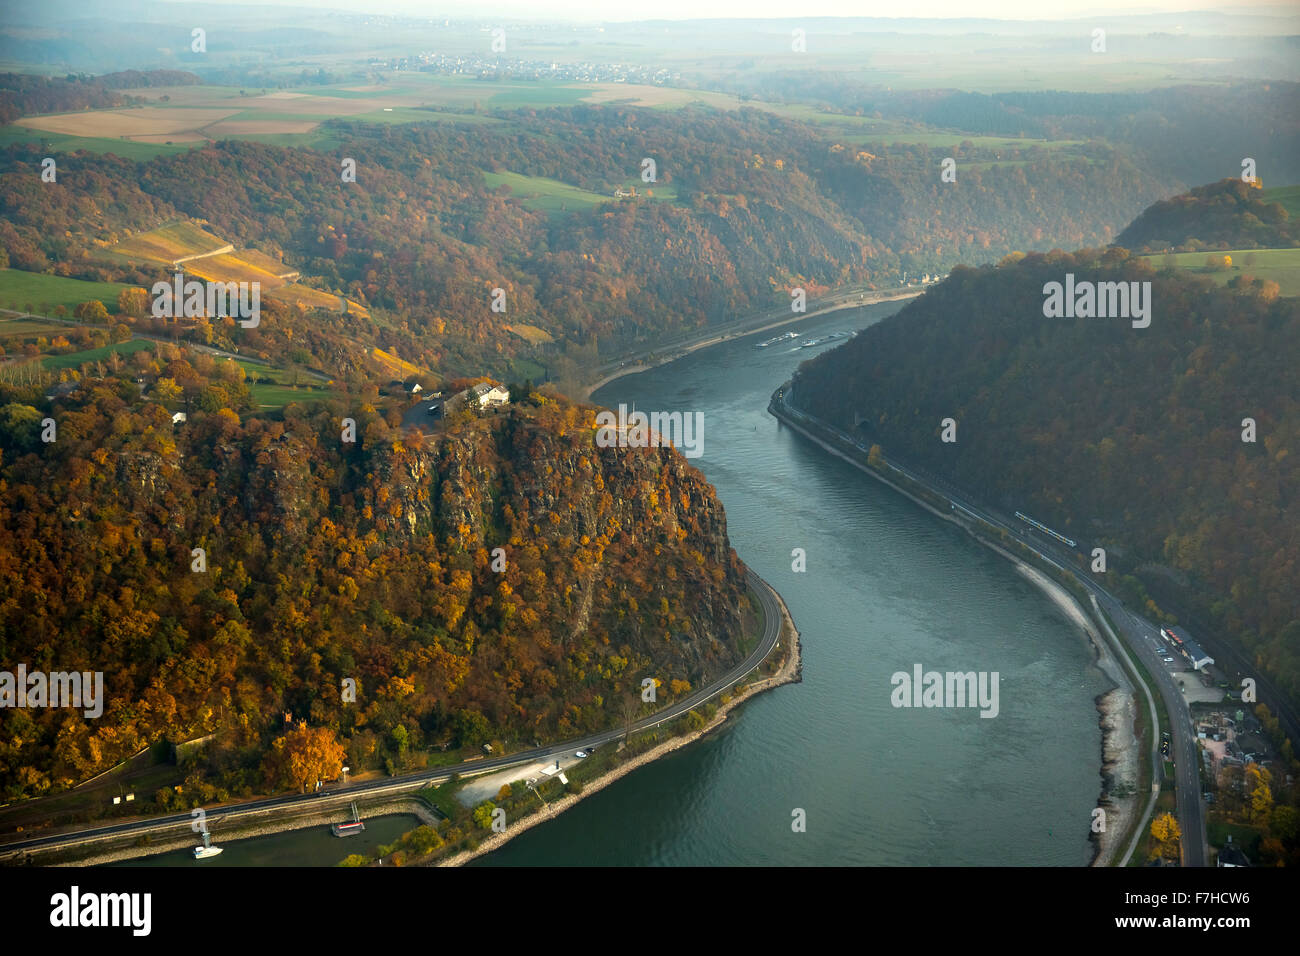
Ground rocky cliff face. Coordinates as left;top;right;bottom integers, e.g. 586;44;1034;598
0;391;751;793
364;402;750;686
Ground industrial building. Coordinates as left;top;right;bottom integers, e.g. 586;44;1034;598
1160;625;1215;670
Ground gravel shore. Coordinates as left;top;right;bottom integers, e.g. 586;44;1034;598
768;403;1143;866
437;590;803;866
1011;562;1139;866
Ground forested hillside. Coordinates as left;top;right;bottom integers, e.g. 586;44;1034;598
1114;178;1299;252
0;70;199;124
0;377;750;800
712;79;1300;189
0;105;1170;383
794;249;1299;704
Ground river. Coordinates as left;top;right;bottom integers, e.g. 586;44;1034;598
114;301;1112;867
473;301;1112;866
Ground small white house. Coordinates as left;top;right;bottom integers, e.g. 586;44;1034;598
470;383;510;407
406;382;423;395
172;412;187;424
430;383;510;418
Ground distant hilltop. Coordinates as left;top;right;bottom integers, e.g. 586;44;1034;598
1113;178;1299;254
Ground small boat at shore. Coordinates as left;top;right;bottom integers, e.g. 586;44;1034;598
193;831;222;859
332;801;366;837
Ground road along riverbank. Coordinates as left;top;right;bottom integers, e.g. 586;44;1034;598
4;567;796;867
439;585;802;866
767;388;1147;865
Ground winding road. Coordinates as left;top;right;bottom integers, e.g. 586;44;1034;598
0;569;785;861
770;381;1210;866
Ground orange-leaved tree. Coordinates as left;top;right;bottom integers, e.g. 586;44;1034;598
262;723;346;793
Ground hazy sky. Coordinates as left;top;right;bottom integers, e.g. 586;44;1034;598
164;0;1299;23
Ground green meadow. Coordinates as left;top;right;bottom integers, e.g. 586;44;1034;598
42;338;156;369
483;171;612;214
1143;247;1300;297
0;125;192;160
248;383;336;408
1262;185;1300;219
0;269;135;314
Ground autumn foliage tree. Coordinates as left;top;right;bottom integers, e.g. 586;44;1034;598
1149;812;1182;862
262;724;345;794
73;300;109;323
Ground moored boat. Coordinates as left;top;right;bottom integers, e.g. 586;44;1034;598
193;831;223;859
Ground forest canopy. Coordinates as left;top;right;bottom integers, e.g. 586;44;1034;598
795;247;1298;706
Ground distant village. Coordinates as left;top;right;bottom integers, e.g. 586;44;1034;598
366;52;679;86
901;271;947;287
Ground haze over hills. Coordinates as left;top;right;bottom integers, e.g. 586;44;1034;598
0;0;1295;882
1;107;1177;386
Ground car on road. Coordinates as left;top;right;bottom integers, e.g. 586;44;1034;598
574;751;588;758
1162;656;1175;663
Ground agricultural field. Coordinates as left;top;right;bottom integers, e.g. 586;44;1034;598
349;107;498;125
0;314;71;337
507;324;554;345
42;338;156;370
736;105;1092;152
578;84;743;110
15;106;243;143
371;347;423;380
189;253;291;286
505;357;547;384
0;124;193;160
111;221;230;267
2;83;456;152
120;80;517;128
960;156;1099;171
248;382;337;409
483;170;612;214
104;223;359;313
2;71;1099;166
213;130;347;150
217;248;298;278
863;130;1087;150
230;358;307;385
1142;247;1300;297
267;283;364;315
0;269;135;314
1262;184;1300;218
